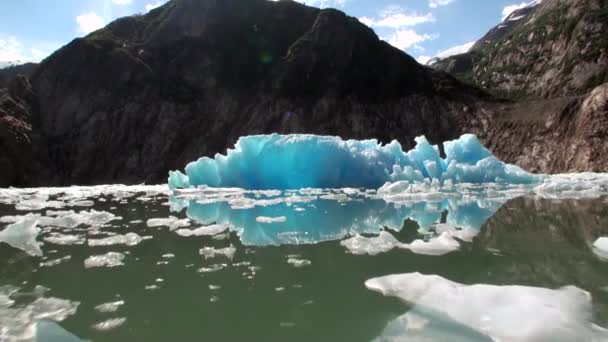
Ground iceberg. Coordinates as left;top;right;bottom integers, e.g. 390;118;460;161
169;134;540;190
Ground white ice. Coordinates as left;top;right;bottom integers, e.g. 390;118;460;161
593;237;608;260
366;272;608;341
199;245;236;260
255;216;287;224
84;252;125;268
0;219;42;256
88;233;143;247
175;224;229;237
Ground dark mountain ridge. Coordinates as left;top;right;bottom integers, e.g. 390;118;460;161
1;0;487;186
0;0;606;187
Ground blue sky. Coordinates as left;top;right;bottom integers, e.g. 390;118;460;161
0;0;533;66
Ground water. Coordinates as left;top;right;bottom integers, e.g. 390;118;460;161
1;186;608;341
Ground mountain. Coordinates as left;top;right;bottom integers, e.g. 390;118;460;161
431;0;608;173
0;0;606;187
0;0;488;186
433;0;608;99
0;63;37;88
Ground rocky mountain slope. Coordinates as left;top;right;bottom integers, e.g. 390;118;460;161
433;0;608;99
0;0;606;186
432;0;608;173
0;63;37;88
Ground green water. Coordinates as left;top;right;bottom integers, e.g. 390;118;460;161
1;192;608;341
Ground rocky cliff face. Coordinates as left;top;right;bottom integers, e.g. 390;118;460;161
431;0;608;172
434;0;608;99
0;76;41;187
0;0;605;186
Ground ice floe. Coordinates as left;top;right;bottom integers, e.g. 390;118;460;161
92;317;127;331
88;233;143;247
0;219;42;256
0;286;80;342
175;224;229;237
366;272;608;341
593;237;608;260
94;300;125;313
341;224;478;256
199;245;237;260
255;216;287;224
84;252;125;268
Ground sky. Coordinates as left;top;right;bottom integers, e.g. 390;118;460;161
0;0;534;66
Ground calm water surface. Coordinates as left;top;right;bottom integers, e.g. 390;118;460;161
1;186;607;341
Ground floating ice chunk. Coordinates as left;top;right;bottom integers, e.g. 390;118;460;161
40;255;72;268
95;300;125;313
92;317;126;331
341;231;405;256
84;252;125;268
287;257;312;268
406;232;461;256
433;223;478;243
341;225;477;257
88;233;143;247
535;173;608;199
67;200;95;207
175;224;229;237
45;234;86;246
255;216;287;224
366;272;608;341
16;197;64;211
0;287;79;342
169;134;540;190
593;237;608;260
146;216;190;230
36;320;86;342
199;245;236;260
0;219;42;256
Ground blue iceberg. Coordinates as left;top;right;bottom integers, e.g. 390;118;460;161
169;134;540;190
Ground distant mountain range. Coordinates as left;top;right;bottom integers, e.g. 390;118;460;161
0;0;606;187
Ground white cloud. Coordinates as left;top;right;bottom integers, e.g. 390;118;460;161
76;12;105;35
434;40;475;59
0;36;28;63
0;35;57;64
417;55;432;64
360;7;435;29
112;0;132;5
501;0;541;20
145;1;167;12
428;0;455;8
386;30;438;50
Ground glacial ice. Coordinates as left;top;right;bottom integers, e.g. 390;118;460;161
169;134;540;190
0;286;80;342
341;224;476;256
199;245;237;260
366;272;608;341
593;237;608;260
88;233;143;247
175;224;229;237
0;219;42;256
92;317;127;331
94;300;125;313
84;252;125;268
